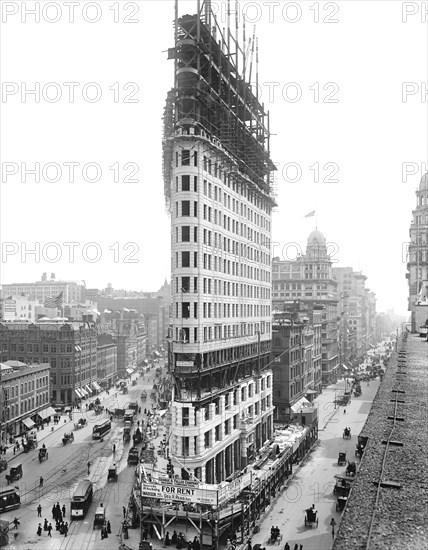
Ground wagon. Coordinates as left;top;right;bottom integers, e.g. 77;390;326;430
304;507;318;528
338;452;347;466
62;432;74;445
76;418;87;429
6;464;23;484
336;495;347;512
93;505;106;529
0;459;7;473
123;427;131;443
127;447;139;466
107;464;118;482
38;447;49;462
141;392;147;400
133;429;143;444
333;474;354;497
346;461;356;477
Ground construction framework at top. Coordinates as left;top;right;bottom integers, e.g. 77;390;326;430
163;0;278;212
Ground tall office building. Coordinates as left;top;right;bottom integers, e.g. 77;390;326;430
407;172;428;332
162;2;276;482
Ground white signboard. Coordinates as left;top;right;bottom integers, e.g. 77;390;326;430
141;481;218;506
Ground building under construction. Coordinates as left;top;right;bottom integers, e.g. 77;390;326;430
136;2;318;549
163;0;277;484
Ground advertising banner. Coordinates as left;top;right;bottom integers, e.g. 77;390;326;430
141;481;218;506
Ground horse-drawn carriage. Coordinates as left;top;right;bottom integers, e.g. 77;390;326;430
0;458;7;473
343;427;351;439
336;495;348;512
338;452;347;466
127;447;139;466
346;461;357;477
304;507;318;528
333;474;354;497
93;505;106;529
133;429;143;444
107;464;118;482
268;527;282;544
6;464;23;484
355;435;368;459
38;447;48;462
76;418;87;429
123;426;131;443
62;432;74;445
141;391;147;401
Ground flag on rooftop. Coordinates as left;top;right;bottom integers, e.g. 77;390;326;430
44;292;63;309
305;210;316;218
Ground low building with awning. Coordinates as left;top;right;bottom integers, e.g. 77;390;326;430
33;406;57;422
22;417;35;430
91;381;102;392
126;368;134;376
290;396;311;413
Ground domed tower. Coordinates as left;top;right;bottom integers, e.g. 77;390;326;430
306;229;327;260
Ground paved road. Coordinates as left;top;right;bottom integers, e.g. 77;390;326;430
1;363;165;550
251;377;380;550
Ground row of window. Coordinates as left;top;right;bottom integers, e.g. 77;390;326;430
176;276;271;300
175;174;271;232
175;251;270;283
175;226;271;266
3;392;49;420
176;301;271;320
175;150;272;217
174;200;269;250
175;322;271;343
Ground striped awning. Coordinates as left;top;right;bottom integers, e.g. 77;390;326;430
92;381;102;391
84;385;93;394
22;417;35;429
38;407;56;420
126;368;134;375
79;387;88;398
75;388;83;399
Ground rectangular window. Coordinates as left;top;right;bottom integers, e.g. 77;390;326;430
182;407;189;426
182;175;190;191
182;226;190;242
181;201;190;216
181;276;190;292
181;251;190;267
181;150;190;166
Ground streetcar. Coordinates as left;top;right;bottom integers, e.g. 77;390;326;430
92;419;111;439
70;480;93;519
0;487;20;513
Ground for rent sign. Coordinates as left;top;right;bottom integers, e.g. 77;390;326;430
141;481;218;506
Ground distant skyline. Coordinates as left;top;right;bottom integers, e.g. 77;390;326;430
1;1;426;319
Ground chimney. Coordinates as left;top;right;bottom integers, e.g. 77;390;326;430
42;273;47;282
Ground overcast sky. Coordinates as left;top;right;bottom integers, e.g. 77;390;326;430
1;1;426;317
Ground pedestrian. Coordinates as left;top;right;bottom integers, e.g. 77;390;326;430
47;523;52;537
39;476;44;487
330;517;337;537
13;518;20;529
284;544;290;550
62;504;66;518
13;446;15;455
123;506;126;518
64;522;68;537
52;505;56;519
37;504;42;517
247;540;252;550
87;461;90;475
343;408;346;415
44;518;48;531
113;443;116;454
37;524;42;536
107;520;111;534
293;545;298;550
299;545;303;550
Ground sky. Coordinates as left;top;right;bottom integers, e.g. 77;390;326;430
0;0;427;317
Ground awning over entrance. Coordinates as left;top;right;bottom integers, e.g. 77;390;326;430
22;417;35;429
306;389;317;395
79;387;88;398
126;368;134;375
342;364;348;370
38;406;56;420
92;381;101;391
290;397;311;413
84;385;92;395
75;388;83;399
